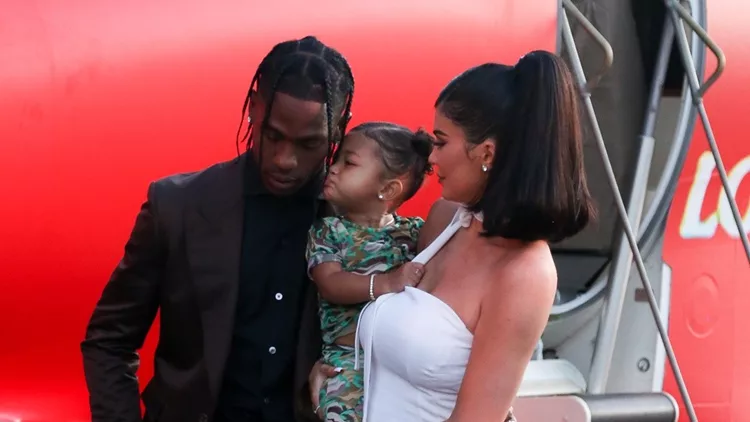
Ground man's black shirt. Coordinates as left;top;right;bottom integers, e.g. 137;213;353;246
214;157;323;422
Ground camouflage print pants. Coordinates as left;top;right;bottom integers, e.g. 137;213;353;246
318;345;364;422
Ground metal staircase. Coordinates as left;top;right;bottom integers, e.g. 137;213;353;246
514;0;749;420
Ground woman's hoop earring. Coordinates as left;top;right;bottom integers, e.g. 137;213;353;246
481;164;489;172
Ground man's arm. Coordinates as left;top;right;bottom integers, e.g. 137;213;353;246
81;182;166;422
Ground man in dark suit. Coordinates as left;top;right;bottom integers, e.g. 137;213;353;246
81;35;354;422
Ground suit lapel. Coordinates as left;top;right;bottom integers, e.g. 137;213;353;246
184;154;246;401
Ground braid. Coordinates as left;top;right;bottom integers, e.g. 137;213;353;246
235;42;294;155
235;36;356;176
319;49;355;164
252;58;298;170
319;58;335;168
235;69;260;156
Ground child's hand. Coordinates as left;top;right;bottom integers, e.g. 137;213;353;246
381;262;425;294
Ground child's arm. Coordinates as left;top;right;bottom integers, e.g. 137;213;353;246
306;218;422;305
311;262;392;305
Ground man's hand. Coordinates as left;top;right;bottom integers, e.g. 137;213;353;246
377;262;425;296
309;360;340;418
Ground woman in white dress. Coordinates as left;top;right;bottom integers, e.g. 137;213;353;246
310;50;593;422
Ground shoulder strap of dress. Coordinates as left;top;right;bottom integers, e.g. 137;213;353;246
412;207;472;265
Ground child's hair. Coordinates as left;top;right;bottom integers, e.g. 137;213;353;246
347;122;434;204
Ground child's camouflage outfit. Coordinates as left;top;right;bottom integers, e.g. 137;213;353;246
306;215;423;422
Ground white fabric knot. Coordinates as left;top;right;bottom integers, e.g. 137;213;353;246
412;207;481;265
456;207;483;228
456;208;473;227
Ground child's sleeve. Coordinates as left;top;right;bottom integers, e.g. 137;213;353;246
405;217;425;260
306;217;344;278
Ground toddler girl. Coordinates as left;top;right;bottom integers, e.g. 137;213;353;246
306;122;433;421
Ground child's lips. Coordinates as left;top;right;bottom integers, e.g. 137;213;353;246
323;179;337;195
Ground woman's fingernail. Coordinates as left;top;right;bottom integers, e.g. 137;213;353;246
334;367;343;373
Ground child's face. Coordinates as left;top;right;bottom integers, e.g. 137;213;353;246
324;133;387;213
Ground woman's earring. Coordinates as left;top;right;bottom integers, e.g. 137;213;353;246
481;164;489;172
378;193;384;200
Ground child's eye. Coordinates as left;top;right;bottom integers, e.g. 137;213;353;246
345;160;355;166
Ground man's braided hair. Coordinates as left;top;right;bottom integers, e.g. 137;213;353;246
236;36;355;168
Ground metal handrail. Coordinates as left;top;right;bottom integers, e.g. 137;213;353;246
560;6;699;422
550;0;707;323
667;0;750;264
670;0;725;97
587;16;675;395
561;0;613;92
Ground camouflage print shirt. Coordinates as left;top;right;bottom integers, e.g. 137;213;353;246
306;214;424;346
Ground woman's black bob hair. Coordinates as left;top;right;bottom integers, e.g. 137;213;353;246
435;50;595;243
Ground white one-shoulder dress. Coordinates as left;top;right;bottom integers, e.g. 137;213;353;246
354;207;487;422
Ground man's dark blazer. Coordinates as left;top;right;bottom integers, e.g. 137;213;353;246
81;153;323;422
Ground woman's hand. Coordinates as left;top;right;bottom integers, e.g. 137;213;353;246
308;360;340;417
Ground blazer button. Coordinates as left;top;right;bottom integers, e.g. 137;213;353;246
198;413;208;422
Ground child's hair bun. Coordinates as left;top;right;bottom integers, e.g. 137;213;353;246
410;129;434;175
410;129;434;160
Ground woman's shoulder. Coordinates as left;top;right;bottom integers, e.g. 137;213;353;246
485;244;557;311
468;244;557;358
417;199;462;251
427;198;461;221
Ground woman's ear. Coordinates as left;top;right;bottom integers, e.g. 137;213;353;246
478;138;496;170
379;179;404;202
